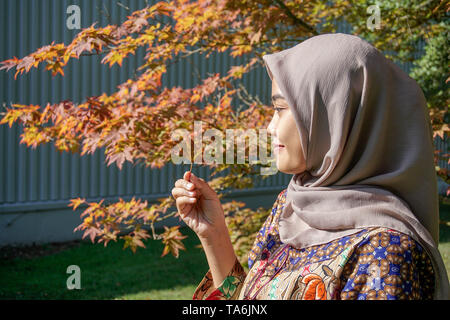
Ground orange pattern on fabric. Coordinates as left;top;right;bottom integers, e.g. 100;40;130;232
302;273;327;300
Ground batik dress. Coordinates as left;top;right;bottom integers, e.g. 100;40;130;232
192;189;435;300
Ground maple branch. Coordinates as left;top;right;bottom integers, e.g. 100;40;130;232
150;222;162;240
236;83;263;107
116;1;130;11
79;48;111;57
272;0;318;35
155;210;177;222
97;2;113;25
180;48;204;59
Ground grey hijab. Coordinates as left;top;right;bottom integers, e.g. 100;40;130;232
262;33;449;299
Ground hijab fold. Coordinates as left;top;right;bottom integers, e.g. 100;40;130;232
262;33;449;299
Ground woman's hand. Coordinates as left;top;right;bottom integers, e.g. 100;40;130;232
171;171;227;239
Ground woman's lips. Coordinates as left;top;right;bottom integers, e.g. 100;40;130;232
274;144;285;153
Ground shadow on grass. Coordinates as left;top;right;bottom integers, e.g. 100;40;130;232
0;227;209;300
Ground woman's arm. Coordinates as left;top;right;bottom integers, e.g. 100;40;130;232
198;224;239;288
193;189;286;299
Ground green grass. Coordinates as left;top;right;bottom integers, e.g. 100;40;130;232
1;202;450;300
0;227;209;300
438;201;450;280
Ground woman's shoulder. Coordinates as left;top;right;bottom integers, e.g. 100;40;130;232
275;188;288;205
341;227;435;299
348;227;434;275
348;227;432;266
253;188;287;241
269;188;288;218
355;227;428;252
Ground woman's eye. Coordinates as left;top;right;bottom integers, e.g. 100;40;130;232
274;107;284;113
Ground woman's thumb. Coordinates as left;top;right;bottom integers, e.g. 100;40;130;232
188;172;216;199
183;170;192;182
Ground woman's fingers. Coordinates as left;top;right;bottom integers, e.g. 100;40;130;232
176;195;197;205
174;178;195;191
175;171;217;201
176;196;197;216
171;187;197;199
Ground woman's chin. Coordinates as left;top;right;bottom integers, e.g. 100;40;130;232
276;158;290;174
276;156;305;175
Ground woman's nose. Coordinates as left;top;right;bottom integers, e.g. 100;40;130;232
267;116;276;136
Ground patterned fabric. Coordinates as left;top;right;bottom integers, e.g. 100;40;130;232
192;257;246;300
192;189;435;300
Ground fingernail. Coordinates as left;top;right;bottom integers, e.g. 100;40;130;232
187;182;193;189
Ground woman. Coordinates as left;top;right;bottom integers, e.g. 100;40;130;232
171;33;449;300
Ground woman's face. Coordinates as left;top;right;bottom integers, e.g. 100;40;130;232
267;79;306;175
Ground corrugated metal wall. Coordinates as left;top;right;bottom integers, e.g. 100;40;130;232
0;0;446;219
0;0;292;216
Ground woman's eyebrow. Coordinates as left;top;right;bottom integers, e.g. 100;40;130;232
271;94;286;105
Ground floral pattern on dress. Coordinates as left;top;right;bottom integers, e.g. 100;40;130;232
192;256;246;300
192;189;435;300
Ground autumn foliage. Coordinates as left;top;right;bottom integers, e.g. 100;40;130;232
1;0;448;260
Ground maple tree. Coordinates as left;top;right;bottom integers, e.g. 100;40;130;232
1;0;448;262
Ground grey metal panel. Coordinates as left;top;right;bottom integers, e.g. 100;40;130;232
435;135;450;172
0;0;443;216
